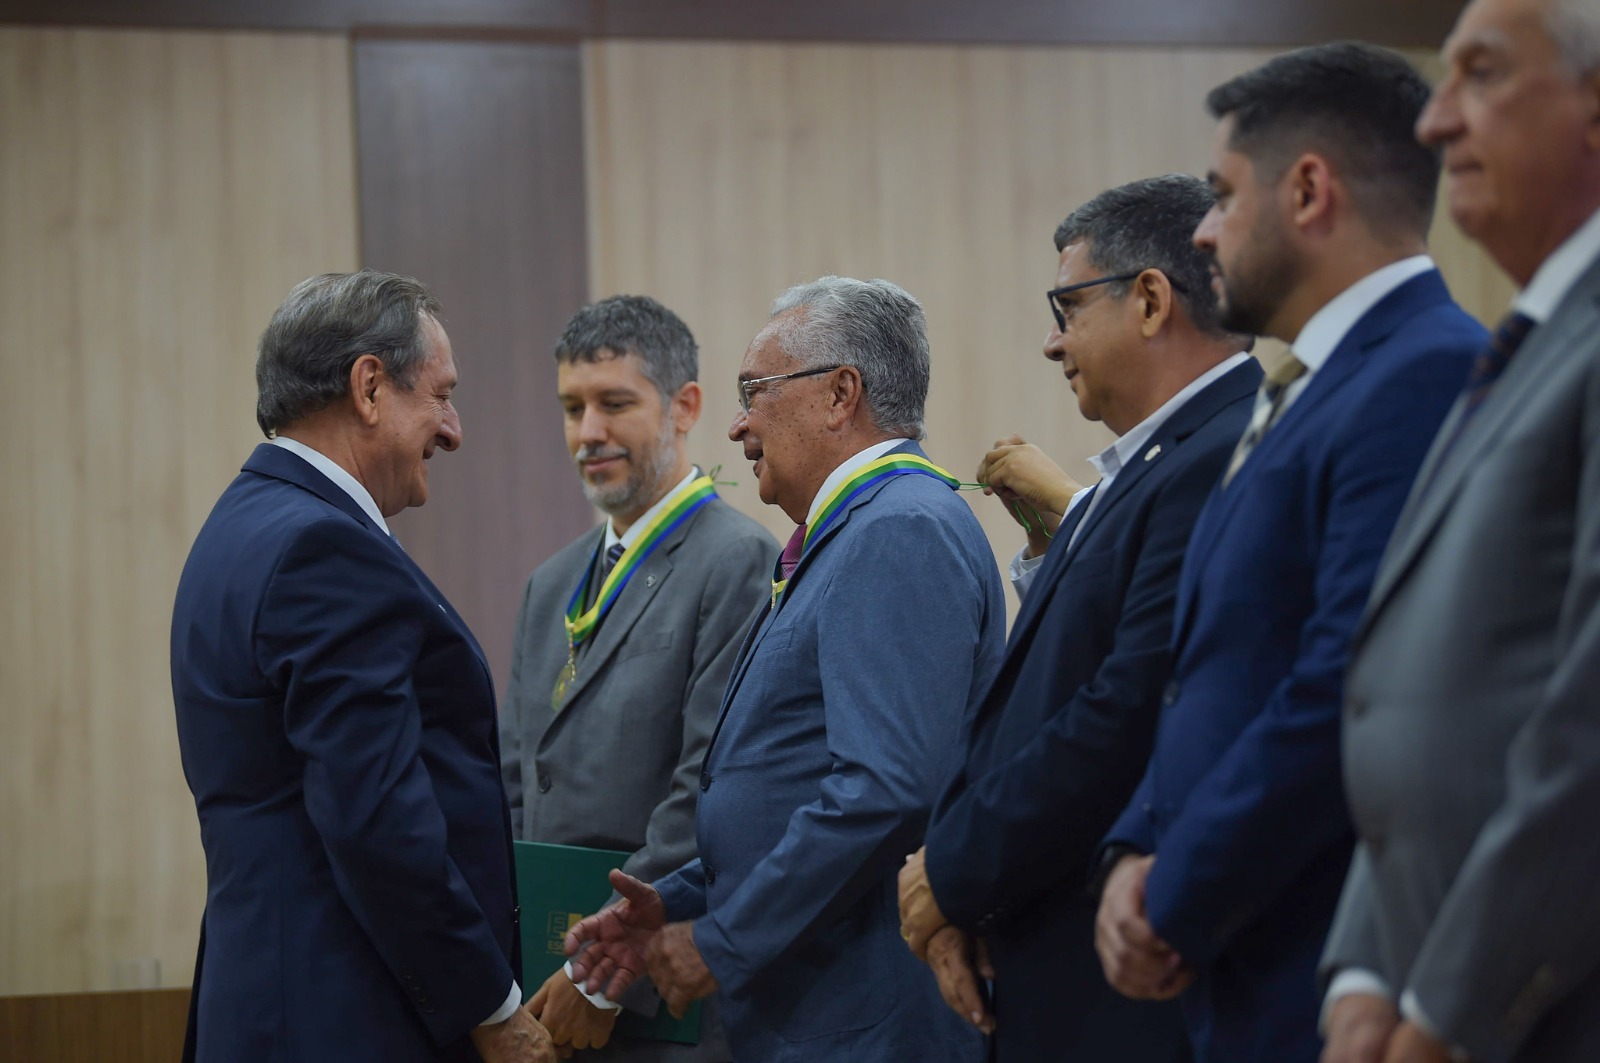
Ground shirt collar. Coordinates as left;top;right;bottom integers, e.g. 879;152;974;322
1513;205;1600;324
268;435;390;535
1088;352;1253;482
805;437;911;529
605;466;701;552
1290;255;1435;372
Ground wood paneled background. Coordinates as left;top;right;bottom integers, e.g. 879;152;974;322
1;21;1512;1003
0;26;359;994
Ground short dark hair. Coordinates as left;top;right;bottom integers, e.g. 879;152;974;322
554;294;698;398
1054;173;1239;341
1206;42;1439;237
255;269;441;437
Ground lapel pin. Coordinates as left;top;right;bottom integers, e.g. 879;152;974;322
1144;444;1162;462
645;574;657;588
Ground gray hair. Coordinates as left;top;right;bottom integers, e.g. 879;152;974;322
1054;174;1238;339
553;294;698;399
1547;0;1600;74
768;276;929;439
255;269;441;436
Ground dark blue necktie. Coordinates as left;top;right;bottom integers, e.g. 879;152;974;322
1427;311;1537;481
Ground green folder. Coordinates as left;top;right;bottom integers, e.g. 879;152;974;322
514;840;702;1045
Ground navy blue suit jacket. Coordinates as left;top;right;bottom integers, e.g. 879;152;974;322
172;444;519;1062
654;441;1006;1063
923;358;1260;1062
1106;271;1485;1061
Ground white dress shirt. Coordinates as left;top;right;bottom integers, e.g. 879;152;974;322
1008;353;1253;598
268;435;521;1026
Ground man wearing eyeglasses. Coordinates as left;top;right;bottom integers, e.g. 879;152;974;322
563;276;1006;1063
893;174;1260;1063
1091;45;1485;1063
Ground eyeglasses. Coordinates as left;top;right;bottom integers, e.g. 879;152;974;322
1048;269;1186;332
737;365;842;413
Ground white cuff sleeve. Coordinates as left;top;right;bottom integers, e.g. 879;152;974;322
1008;545;1045;599
480;981;523;1026
565;960;623;1011
1320;968;1392;1035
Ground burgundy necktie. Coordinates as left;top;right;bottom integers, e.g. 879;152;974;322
779;524;806;580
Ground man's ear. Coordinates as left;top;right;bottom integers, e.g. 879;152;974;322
1287;152;1335;232
671;380;703;434
349;354;385;427
1136;269;1176;340
827;366;865;430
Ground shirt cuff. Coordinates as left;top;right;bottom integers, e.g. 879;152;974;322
480;982;522;1026
1400;989;1470;1063
1321;968;1392;1035
565;960;623;1011
1008;545;1045;594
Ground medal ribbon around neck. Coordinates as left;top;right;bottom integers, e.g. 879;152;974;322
552;473;717;708
770;454;959;607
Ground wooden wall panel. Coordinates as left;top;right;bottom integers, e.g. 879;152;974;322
0;26;359;994
0;989;189;1062
355;38;594;688
583;39;1514;583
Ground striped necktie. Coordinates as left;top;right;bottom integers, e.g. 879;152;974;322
604;542;625;573
1422;311;1537;489
778;524;806;580
1222;349;1308;487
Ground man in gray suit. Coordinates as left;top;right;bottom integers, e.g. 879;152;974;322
1320;2;1600;1061
501;295;776;1061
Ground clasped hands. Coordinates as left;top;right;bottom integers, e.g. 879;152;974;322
898;847;995;1035
562;869;717;1024
1093;854;1194;1001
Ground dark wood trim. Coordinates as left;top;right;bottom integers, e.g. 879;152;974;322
0;989;190;1063
1;0;1467;49
355;37;595;685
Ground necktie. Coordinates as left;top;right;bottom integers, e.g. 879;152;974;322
604;542;625;574
1223;349;1309;487
1421;311;1537;490
779;524;806;581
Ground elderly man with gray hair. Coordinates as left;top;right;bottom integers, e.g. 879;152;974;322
563;276;1005;1062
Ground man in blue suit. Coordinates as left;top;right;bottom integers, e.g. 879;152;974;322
565;276;1006;1062
1092;45;1487;1062
171;271;554;1063
896;175;1261;1062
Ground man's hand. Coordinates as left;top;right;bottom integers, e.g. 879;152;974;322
1380;1021;1455;1063
1322;992;1400;1063
1094;854;1192;1000
898;847;949;961
977;437;1083;558
468;1003;558;1063
528;968;618;1057
643;921;718;1019
925;925;995;1035
564;869;667;1000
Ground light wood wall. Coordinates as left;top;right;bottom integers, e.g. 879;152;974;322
0;27;358;993
584;39;1515;563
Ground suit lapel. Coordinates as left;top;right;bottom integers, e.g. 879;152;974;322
1361;275;1600;638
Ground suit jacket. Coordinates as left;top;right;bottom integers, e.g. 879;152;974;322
1105;270;1485;1062
500;493;775;1062
923;358;1260;1063
1324;253;1600;1063
171;443;518;1062
653;441;1006;1063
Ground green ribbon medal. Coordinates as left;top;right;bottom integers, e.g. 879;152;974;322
552;473;717;709
769;453;959;607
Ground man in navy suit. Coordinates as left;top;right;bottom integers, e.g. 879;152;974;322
564;276;1005;1062
895;175;1260;1062
1092;45;1487;1062
171;271;554;1063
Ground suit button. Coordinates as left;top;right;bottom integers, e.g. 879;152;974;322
1162;681;1180;708
699;770;712;791
537;771;552;794
704;864;717;885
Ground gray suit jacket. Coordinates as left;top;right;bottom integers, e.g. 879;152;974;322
1324;253;1600;1063
501;492;776;1062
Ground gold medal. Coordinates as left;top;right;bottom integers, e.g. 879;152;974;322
550;645;577;711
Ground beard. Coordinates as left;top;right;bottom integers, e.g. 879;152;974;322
1215;208;1303;338
575;415;681;518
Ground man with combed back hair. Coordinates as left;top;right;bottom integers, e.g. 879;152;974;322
500;294;773;1061
897;174;1261;1063
564;276;1005;1062
1091;43;1484;1063
1323;1;1600;1060
172;270;554;1062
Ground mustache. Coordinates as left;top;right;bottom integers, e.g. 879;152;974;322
575;444;629;466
